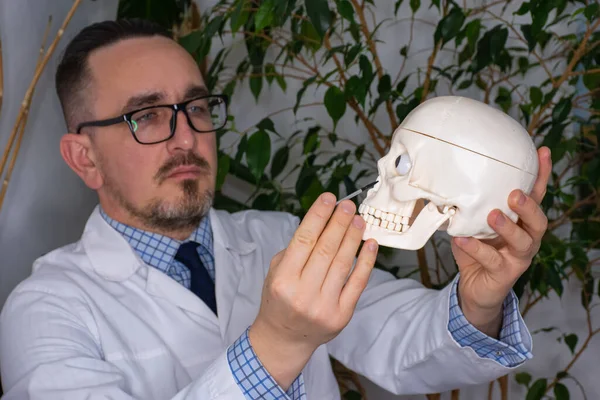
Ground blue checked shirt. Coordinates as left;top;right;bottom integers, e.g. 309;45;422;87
100;207;530;398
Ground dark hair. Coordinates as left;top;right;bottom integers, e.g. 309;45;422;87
55;18;172;132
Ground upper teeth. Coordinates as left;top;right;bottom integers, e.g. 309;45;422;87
359;204;410;232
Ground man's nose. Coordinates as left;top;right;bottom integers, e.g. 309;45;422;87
166;109;196;152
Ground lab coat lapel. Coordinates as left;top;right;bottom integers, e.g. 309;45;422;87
83;206;219;321
209;209;258;341
145;265;218;319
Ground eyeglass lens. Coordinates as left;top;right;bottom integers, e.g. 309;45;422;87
130;96;227;143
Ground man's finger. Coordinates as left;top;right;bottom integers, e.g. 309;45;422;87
321;215;366;296
339;239;378;312
487;209;535;258
283;192;337;274
453;236;504;274
530;146;552;205
301;200;357;283
508;191;549;244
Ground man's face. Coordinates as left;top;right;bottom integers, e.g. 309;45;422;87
84;36;217;235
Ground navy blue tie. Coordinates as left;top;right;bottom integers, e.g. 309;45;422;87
174;241;217;315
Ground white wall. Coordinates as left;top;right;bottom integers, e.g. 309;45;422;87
0;0;119;307
197;0;600;399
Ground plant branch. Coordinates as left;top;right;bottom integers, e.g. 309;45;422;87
548;194;596;230
0;10;64;213
393;15;415;88
545;313;600;393
239;102;324;135
528;18;600;133
350;0;398;132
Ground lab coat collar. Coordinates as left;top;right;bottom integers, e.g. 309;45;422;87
81;205;259;334
81;205;258;281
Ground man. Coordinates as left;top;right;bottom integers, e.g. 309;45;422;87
0;18;551;400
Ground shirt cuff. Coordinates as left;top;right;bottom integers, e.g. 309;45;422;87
448;274;533;367
227;327;306;399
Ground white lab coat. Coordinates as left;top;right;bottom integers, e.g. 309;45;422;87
0;206;529;399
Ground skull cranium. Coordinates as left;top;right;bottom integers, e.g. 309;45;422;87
359;96;539;250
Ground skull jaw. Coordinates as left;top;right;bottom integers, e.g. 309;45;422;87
361;202;455;250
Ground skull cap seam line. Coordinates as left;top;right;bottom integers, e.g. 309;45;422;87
400;127;536;177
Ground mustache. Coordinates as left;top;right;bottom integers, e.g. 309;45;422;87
155;152;210;182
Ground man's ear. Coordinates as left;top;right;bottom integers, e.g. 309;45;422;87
59;133;103;190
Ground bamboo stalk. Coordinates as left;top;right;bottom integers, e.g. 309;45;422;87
0;17;52;211
0;0;81;215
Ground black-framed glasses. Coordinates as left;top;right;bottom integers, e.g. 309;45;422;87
76;94;229;145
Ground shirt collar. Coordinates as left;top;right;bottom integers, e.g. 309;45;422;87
98;206;214;271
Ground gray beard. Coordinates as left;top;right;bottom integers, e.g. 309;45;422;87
108;178;214;233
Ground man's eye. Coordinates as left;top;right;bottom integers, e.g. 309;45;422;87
137;112;156;121
189;105;208;114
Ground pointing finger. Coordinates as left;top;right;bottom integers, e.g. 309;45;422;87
283;192;337;274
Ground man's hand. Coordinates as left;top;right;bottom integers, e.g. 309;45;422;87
452;146;553;337
248;193;379;390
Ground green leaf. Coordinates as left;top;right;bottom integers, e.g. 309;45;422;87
584;3;599;22
216;153;230;191
396;76;409;94
300;178;325;210
394;0;404;15
345;75;367;107
495;86;512;113
255;0;275;31
344;44;362;67
434;8;465;47
564;334;578;354
337;0;354;21
530;87;543;107
230;0;250;34
556;371;568;380
581;274;594;309
526;378;547;400
294;76;317;114
324;86;347;128
235;135;248;164
355;145;365;162
552;98;572;122
465;19;481;52
518;56;529;75
301;20;322;52
246;130;271;181
343;389;362;400
514;2;530;15
305;0;332;38
270;146;289;179
303;128;321;154
359;55;374;85
554;383;570;400
458;79;472;90
328;133;338;145
410;0;420;13
377;74;392;95
583;70;600;91
257;118;278;135
178;31;203;54
515;372;532;386
471;26;508;73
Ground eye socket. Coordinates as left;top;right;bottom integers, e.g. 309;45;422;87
394;153;412;175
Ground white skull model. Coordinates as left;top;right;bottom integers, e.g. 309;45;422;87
359;96;539;250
